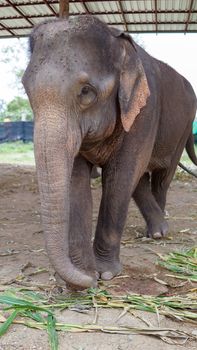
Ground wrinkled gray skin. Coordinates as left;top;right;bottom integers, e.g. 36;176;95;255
23;16;197;288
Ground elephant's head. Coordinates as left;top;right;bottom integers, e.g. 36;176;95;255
22;15;149;288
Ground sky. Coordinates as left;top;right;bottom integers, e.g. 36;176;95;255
0;33;197;103
139;33;197;97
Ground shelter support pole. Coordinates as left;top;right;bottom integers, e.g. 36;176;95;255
59;0;69;18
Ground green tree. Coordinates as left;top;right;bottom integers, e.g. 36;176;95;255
1;96;33;121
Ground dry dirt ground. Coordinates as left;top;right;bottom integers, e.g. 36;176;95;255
0;164;196;350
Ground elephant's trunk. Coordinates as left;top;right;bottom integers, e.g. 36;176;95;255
34;105;96;288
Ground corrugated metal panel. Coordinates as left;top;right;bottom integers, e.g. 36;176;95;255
125;13;155;23
107;14;123;23
69;3;86;14
0;0;197;36
158;23;186;31
0;30;11;37
12;0;32;3
128;23;156;32
188;23;197;30
32;17;55;25
87;1;119;13
157;0;191;11
193;1;197;10
191;12;197;21
94;13;122;24
122;0;153;12
49;4;59;12
158;12;188;22
179;0;192;11
109;24;125;31
0;8;18;18
1;18;30;28
12;28;32;36
17;5;52;16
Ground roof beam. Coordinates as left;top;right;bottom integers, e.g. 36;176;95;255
0;21;16;36
1;11;197;20
42;0;57;15
0;14;55;21
2;30;197;39
0;0;121;6
185;0;194;32
81;1;90;13
3;21;196;31
0;2;196;16
118;1;128;32
154;0;158;33
0;1;196;37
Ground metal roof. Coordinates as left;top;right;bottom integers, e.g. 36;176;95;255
0;0;197;38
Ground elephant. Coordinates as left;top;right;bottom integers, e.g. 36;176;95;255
22;15;197;289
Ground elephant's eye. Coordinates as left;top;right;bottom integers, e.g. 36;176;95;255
78;85;97;107
81;86;90;95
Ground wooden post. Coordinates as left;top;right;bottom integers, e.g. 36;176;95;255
59;0;69;18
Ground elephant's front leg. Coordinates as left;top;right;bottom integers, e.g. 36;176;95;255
93;158;139;280
69;155;96;279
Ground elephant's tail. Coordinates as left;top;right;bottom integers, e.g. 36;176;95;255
178;162;197;178
178;131;197;178
185;131;197;166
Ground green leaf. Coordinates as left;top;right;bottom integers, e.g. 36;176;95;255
47;314;58;350
22;310;45;323
0;295;53;315
0;295;33;307
0;310;19;337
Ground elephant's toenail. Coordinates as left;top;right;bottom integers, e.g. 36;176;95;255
101;271;113;280
153;232;162;239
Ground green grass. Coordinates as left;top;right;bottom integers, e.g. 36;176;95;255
0;247;197;349
0;141;34;165
0;287;197;349
158;247;197;282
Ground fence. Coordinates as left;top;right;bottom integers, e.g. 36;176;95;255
0;121;196;144
0;121;33;143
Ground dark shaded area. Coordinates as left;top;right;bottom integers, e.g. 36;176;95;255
0;121;33;143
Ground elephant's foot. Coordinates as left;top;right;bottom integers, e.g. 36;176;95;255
95;256;122;280
146;219;169;239
55;270;98;291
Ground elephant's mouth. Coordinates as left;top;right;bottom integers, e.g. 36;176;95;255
80;144;106;166
80;132;107;165
81;135;105;153
80;121;124;166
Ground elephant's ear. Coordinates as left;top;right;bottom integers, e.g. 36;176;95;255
111;29;150;132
